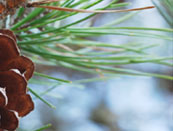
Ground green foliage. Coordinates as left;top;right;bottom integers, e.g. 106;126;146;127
152;0;173;27
9;1;172;130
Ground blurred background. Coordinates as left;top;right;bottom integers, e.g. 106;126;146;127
19;0;173;131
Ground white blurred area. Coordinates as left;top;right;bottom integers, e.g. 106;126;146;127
19;0;173;131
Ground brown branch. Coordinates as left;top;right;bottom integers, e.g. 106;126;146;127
27;0;62;7
29;5;155;13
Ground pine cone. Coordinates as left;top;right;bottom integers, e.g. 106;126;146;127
0;29;34;130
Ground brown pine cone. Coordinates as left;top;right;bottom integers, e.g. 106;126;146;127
0;29;34;131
